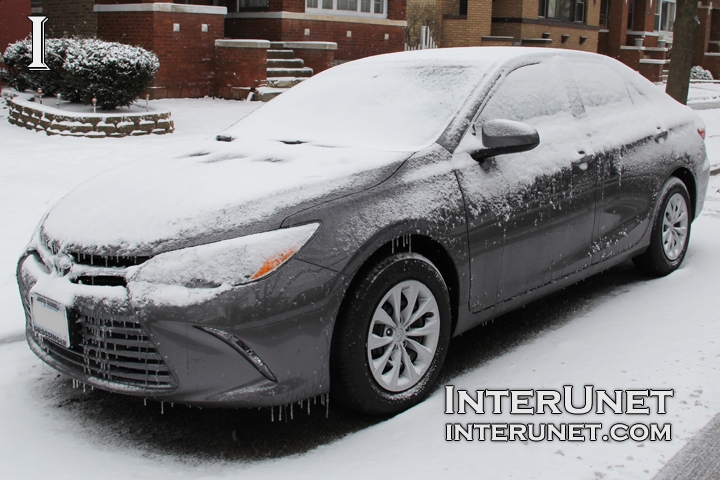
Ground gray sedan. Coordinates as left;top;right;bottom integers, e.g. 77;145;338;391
18;47;710;415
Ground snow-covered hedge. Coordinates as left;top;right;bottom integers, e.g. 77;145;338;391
691;66;714;81
0;38;69;95
1;38;159;110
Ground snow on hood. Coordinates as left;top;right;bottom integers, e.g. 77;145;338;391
41;139;411;255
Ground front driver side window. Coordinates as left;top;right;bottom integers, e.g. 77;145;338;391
476;62;573;129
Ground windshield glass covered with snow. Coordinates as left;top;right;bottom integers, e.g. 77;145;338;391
224;51;495;151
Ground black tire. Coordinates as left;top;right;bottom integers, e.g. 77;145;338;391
633;177;692;277
331;253;452;416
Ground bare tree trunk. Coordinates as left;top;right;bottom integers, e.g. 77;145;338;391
666;0;699;104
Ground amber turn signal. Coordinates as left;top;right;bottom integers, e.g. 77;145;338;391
251;248;298;280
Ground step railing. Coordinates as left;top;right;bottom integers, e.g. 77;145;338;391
405;26;437;51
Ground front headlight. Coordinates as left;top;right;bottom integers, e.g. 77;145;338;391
130;223;320;288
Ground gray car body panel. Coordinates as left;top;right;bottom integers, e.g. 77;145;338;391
18;48;710;407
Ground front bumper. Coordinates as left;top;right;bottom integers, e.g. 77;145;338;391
18;250;347;407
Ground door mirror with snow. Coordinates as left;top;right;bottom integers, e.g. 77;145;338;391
471;119;540;161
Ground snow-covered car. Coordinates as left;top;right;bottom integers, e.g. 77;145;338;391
17;48;710;416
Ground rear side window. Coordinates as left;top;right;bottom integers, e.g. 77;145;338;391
476;61;573;127
570;61;633;111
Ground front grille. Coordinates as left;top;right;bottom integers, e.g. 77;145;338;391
69;252;151;268
37;309;175;390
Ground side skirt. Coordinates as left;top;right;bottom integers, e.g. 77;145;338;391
453;240;650;336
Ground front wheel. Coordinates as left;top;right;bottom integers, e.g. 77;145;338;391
633;177;692;276
331;253;452;415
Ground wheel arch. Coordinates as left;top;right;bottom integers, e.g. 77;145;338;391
338;233;461;338
671;167;697;219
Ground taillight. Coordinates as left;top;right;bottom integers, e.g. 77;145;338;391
698;128;706;140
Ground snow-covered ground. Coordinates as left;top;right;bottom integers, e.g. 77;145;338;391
686;81;720;105
1;91;720;479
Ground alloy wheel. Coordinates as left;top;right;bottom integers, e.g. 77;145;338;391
662;192;689;261
366;280;440;392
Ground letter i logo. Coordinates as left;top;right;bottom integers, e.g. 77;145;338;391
28;16;50;71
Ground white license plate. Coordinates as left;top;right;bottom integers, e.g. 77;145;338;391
31;294;70;348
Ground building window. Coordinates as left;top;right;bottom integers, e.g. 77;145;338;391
459;0;468;15
538;0;586;23
306;0;387;18
655;0;676;32
599;0;609;27
237;0;269;9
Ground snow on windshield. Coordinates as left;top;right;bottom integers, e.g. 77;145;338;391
225;50;495;151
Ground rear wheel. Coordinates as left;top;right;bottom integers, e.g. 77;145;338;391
331;253;451;415
633;178;692;276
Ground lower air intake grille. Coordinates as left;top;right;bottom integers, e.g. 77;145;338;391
38;309;175;390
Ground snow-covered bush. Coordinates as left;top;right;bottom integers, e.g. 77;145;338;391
1;37;159;109
691;66;714;81
63;39;160;109
0;38;70;95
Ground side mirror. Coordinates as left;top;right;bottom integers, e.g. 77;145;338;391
471;119;540;161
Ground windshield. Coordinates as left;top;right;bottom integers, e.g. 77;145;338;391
224;50;495;151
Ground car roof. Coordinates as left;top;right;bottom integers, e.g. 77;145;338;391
357;46;604;68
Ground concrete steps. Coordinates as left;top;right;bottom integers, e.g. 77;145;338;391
267;58;306;68
263;45;314;100
265;77;308;88
267;67;313;78
267;49;294;59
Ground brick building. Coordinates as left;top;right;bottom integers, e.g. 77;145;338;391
32;0;405;61
407;0;601;52
597;0;720;82
25;0;406;98
37;0;97;37
1;0;31;55
596;0;674;82
21;0;720;96
225;0;406;62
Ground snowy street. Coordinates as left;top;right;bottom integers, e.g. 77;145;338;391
1;91;720;479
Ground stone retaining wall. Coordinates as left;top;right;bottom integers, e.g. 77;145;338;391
6;95;174;137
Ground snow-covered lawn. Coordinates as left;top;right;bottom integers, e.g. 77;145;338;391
1;92;719;479
686;81;720;105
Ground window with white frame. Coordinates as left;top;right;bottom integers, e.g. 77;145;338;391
654;0;675;32
306;0;387;18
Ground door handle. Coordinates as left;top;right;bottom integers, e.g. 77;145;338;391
654;130;668;142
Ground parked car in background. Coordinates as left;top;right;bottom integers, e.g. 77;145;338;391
18;48;710;416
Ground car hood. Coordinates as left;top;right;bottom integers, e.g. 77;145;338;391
41;139;411;256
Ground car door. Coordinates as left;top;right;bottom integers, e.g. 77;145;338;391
569;60;658;264
453;57;597;312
